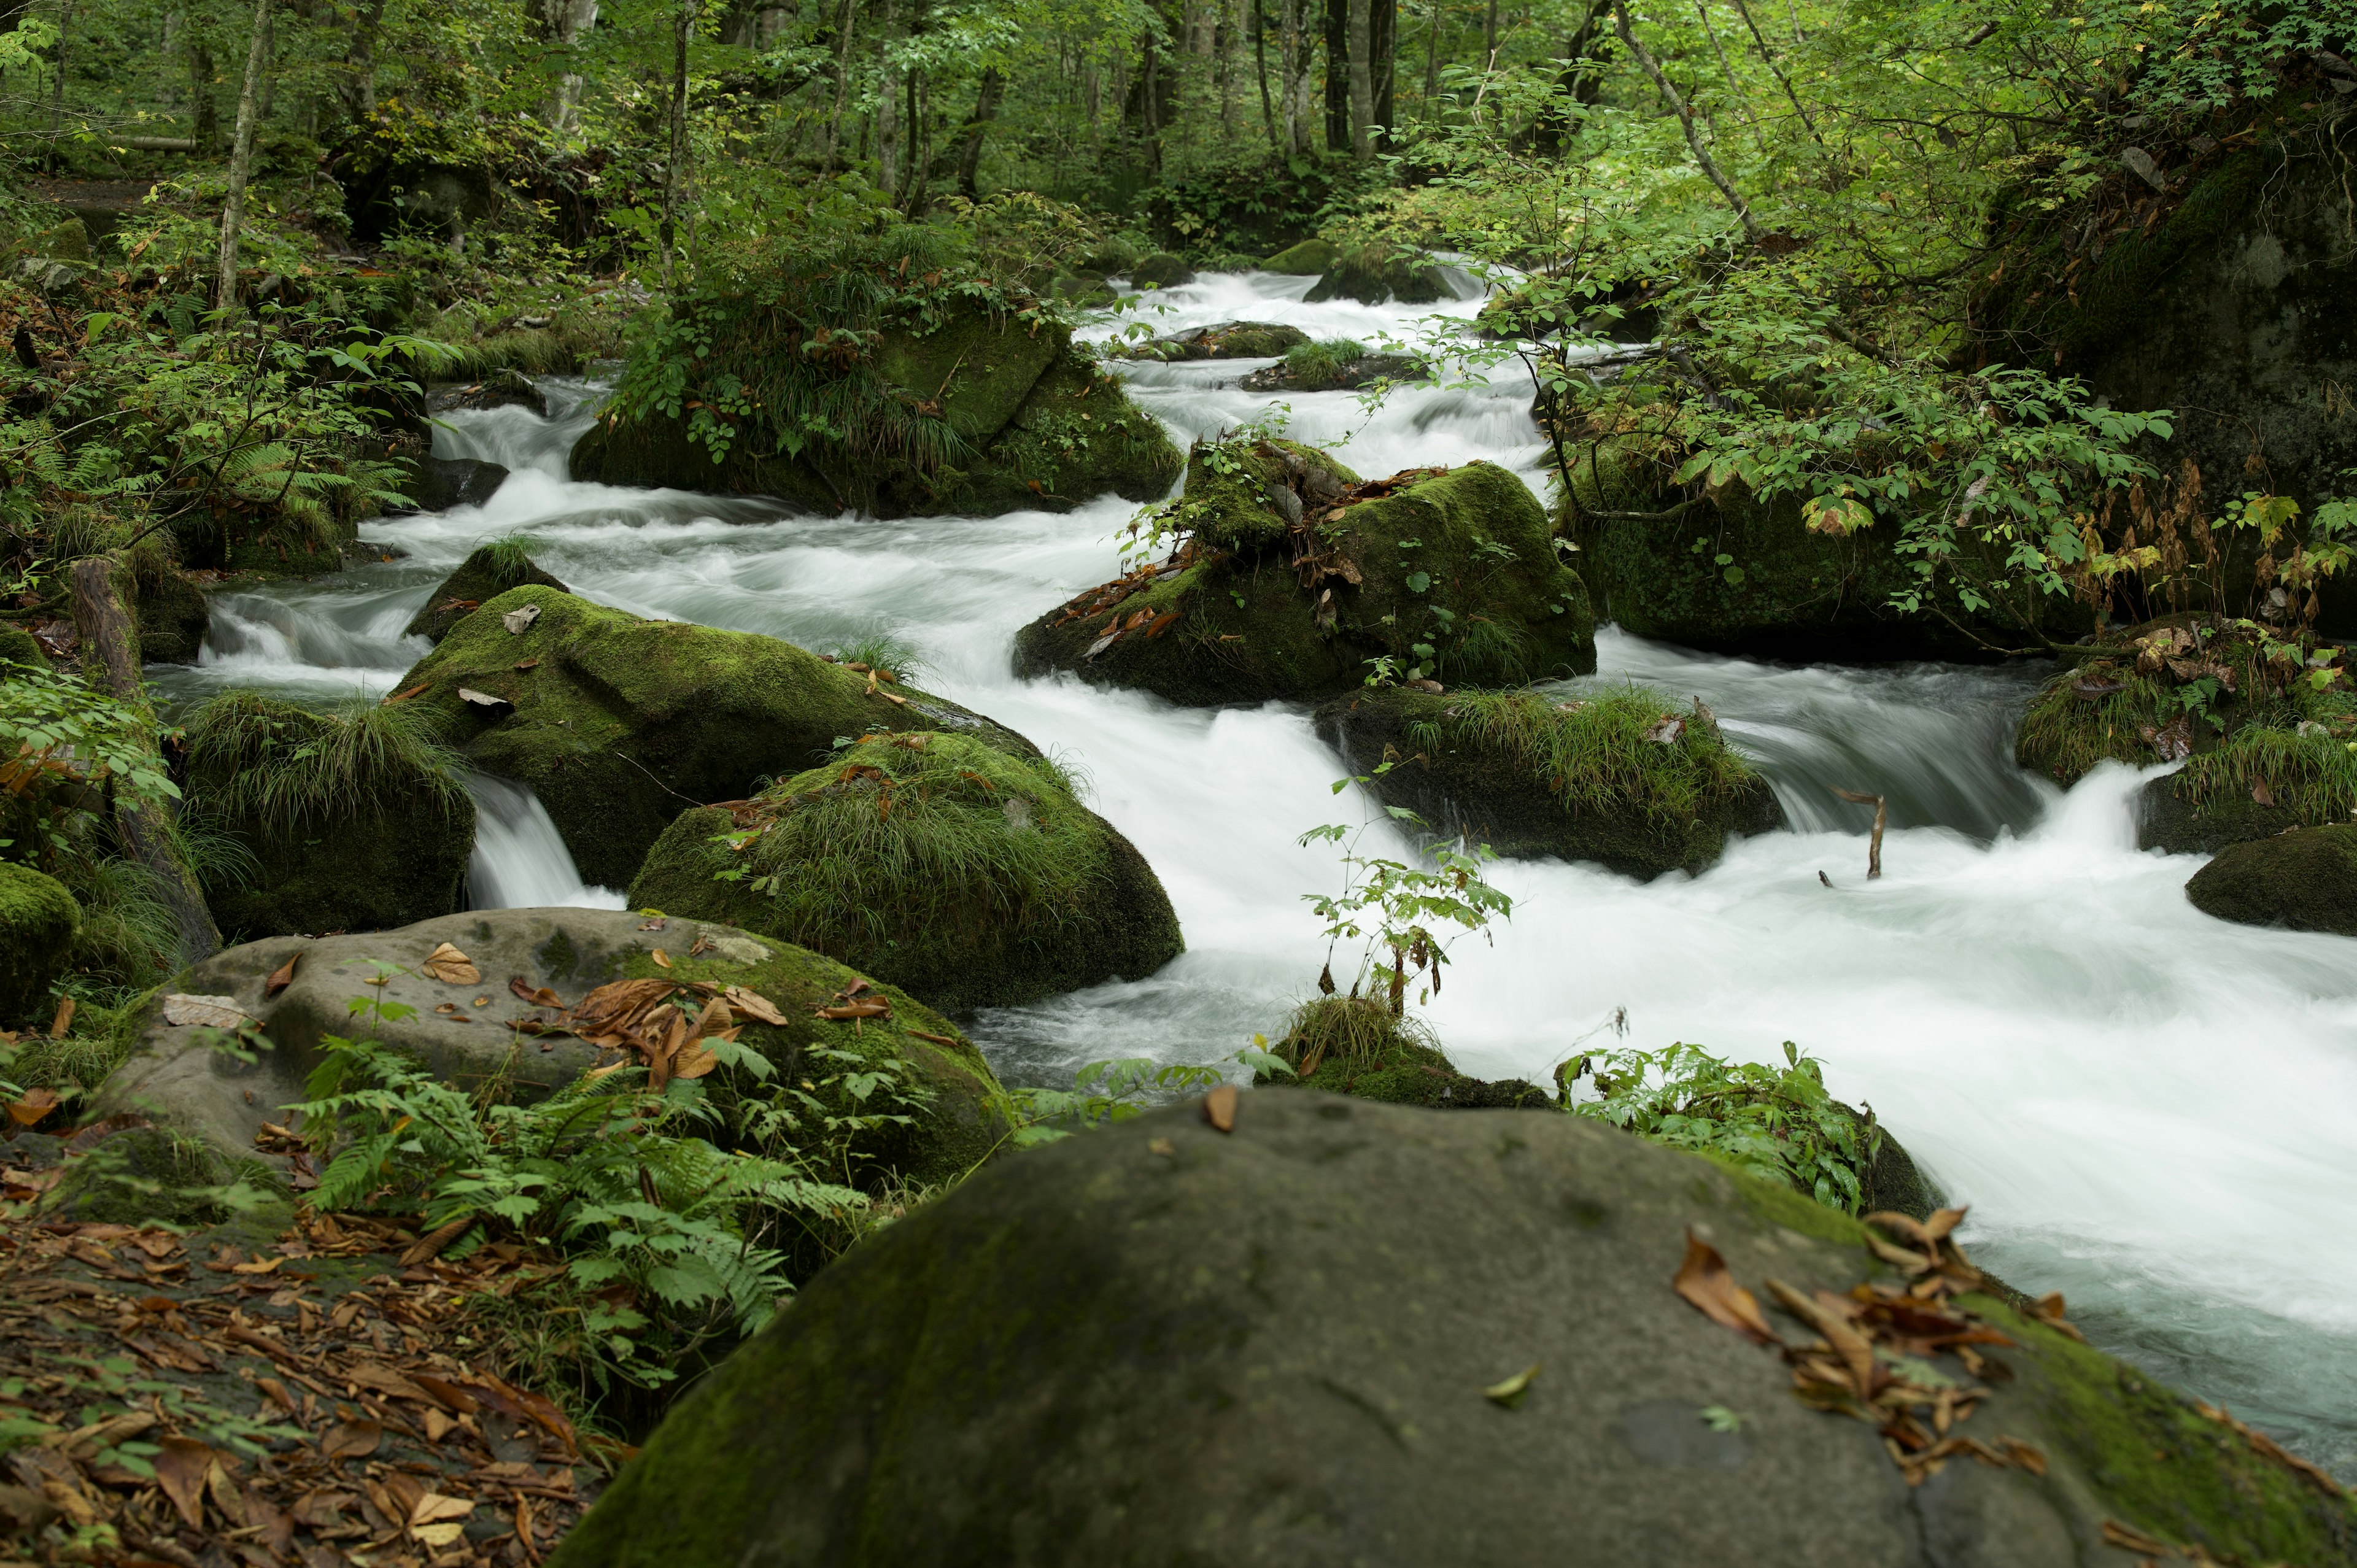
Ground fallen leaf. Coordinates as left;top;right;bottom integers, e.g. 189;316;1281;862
255;1378;298;1415
503;603;543;633
384;681;429;705
908;1029;959;1046
457;687;511;708
265;952;299;997
420;942;482;984
415;1521;469;1547
815;997;891;1021
651;948;671;969
161;993;253;1029
508;976;565;1008
411;1491;475;1526
1673;1230;1776;1345
230;1256;284;1275
1921;1207;1967;1242
153;1435;215;1529
1997;1436;2047;1476
400;1216;474;1265
722;986;788;1025
2253;776;2276;806
2102;1519;2172;1556
1484;1363;1540;1408
320;1419;382;1460
46;995;74;1036
1203;1083;1239;1133
6;1086;58;1126
515;656;541;670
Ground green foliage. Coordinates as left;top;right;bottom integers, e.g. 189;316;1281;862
1410;686;1762;827
1299;781;1512;1016
181;689;470;833
1569;1041;1878;1214
1272;994;1439;1079
1282;337;1366;389
0;663;180;849
2177;722;2357;824
820;629;927;685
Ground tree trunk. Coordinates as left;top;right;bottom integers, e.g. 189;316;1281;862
214;0;271;313
1611;0;1761;241
1345;0;1371;158
1279;0;1304;150
1322;0;1347;151
1423;0;1439;106
541;0;600;134
954;65;1000;197
50;0;72;139
824;0;856;164
1254;0;1276;149
190;42;217;148
68;560;220;968
343;0;386;119
1371;0;1393;141
660;0;695;291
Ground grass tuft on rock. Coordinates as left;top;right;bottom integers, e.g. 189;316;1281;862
1268;996;1550;1108
2175;722;2357;821
1282;338;1365;390
184;690;471;831
1418;686;1760;828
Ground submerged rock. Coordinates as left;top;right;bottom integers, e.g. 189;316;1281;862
1316;685;1782;879
91;908;1010;1191
403;542;570;644
394;585;1035;888
549;1090;2357;1568
182;693;476;940
391;455;509;514
628;732;1183;1013
1013;444;1595;705
2185;826;2357;937
1304;244;1449;306
130;565;211;665
569;304;1182;517
427;367;548;417
1129;252;1196;290
1113;320;1310;361
1239;341;1426;394
0;862;78;1026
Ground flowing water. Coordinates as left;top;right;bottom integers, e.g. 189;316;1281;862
149;270;2357;1475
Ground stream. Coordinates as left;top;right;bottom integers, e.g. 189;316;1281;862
149;269;2357;1477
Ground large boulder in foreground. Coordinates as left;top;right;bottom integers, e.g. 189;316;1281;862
90;907;1009;1192
394;585;1035;888
0;861;78;1025
570;307;1182;517
629;731;1183;1013
552;1091;2357;1567
1317;684;1782;879
182;692;476;940
403;541;570;644
1015;444;1595;705
2185;826;2357;937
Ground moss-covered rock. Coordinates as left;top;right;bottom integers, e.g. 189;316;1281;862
1304;245;1448;305
1129;252;1196;289
92;908;1013;1194
1113;320;1310;361
0;860;79;1025
36;217;91;263
2183;825;2357;935
1267;997;1550;1108
1239;341;1426;393
628;732;1183;1013
182;693;476;940
1317;685;1782;879
427;367;548;417
549;1089;2357;1568
1261;236;1340;275
132;564;211;665
403;543;570;644
1047;269;1116;309
0;619;48;669
395;585;1038;889
568;309;1182;517
1014;445;1596;705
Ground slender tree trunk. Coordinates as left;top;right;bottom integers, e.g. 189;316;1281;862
1346;0;1371;158
1483;0;1496;64
1693;0;1757;131
877;34;901;196
344;0;385;119
1140;26;1161;173
1322;0;1347;150
190;42;217;147
1423;0;1438;107
1611;1;1760;240
1255;0;1277;149
50;0;72;139
1279;0;1303;150
214;0;270;312
824;0;856;163
1371;0;1393;141
954;65;1000;197
660;0;695;291
541;0;600;134
69;560;220;967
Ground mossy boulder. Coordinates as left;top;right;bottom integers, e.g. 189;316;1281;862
91;908;1012;1193
36;217;91;263
1014;445;1596;705
182;693;477;941
1239;342;1426;393
1113;320;1310;361
627;732;1184;1013
2184;825;2357;936
0;861;79;1025
427;367;548;417
1304;245;1449;306
1317;685;1783;879
1129;252;1196;290
569;309;1182;517
403;543;570;644
395;585;1039;889
0;619;48;669
550;1089;2357;1568
1268;998;1550;1108
1261;236;1340;275
390;455;509;514
132;565;211;665
1047;270;1116;309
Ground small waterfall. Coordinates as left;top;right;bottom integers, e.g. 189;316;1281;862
466;774;629;911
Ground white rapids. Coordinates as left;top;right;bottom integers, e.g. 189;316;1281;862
148;269;2357;1475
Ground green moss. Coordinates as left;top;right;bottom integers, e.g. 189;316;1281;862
1973;1296;2357;1562
2013;662;2178;785
182;693;476;940
2185;824;2357;934
132;564;211;665
1708;1154;1876;1246
1269;997;1550;1108
1014;448;1597;706
1262;237;1340;275
1318;684;1782;879
403;541;569;644
1281;338;1368;391
37;216;90;263
627;732;1183;1013
1302;244;1447;306
0;620;49;669
0;860;80;1025
1130;252;1194;289
939;347;1185;514
399;585;1038;888
432;296;628;379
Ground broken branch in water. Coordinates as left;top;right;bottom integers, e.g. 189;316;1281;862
1829;787;1886;879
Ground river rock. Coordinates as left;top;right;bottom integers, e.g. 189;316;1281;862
131;564;211;665
181;693;477;941
1261;236;1339;275
549;1089;2357;1568
1013;444;1596;705
394;585;1038;888
1128;251;1196;289
402;542;570;643
427;367;549;417
1266;997;1552;1109
1048;269;1116;308
1115;320;1310;361
1316;685;1782;879
568;303;1182;517
0;862;78;1027
1239;346;1427;394
89;907;1010;1191
628;732;1184;1013
2184;825;2357;936
0;619;47;669
1304;245;1449;306
391;455;509;514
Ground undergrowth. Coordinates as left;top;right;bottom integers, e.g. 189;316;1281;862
1284;338;1365;388
1274;994;1440;1078
1411;686;1760;825
182;690;471;831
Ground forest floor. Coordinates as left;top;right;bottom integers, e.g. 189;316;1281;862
0;1141;607;1567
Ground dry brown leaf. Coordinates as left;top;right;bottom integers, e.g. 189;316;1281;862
1920;1207;1967;1242
1673;1230;1776;1344
723;986;788;1025
264;952;299;998
6;1086;58;1126
411;1491;475;1526
420;942;482;984
1202;1083;1239;1133
320;1419;382;1460
400;1217;474;1266
46;995;74;1036
651;948;671;969
1767;1278;1878;1391
161;993;252;1029
2101;1519;2172;1556
508;975;566;1008
502;603;543;633
815;997;892;1021
384;681;430;705
153;1436;214;1529
255;1377;298;1416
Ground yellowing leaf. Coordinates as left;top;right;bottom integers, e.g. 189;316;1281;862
1484;1364;1540;1408
420;943;481;985
161;993;252;1029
